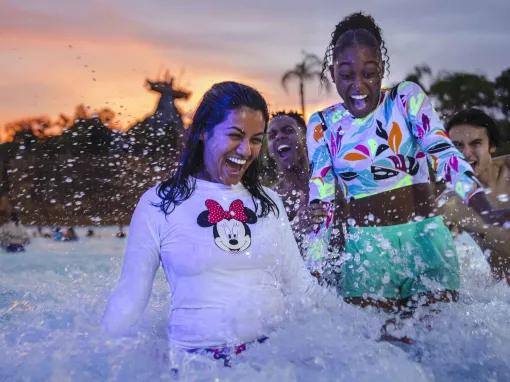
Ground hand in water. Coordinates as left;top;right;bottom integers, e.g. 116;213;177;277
292;202;328;235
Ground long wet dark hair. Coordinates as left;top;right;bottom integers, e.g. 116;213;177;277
321;12;390;83
156;81;279;217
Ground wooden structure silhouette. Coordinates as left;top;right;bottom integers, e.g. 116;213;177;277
146;70;190;126
126;71;191;162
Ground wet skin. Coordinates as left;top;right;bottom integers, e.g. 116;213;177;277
448;124;495;179
267;115;307;172
449;124;510;210
198;106;265;185
318;44;436;226
320;43;448;315
267;115;326;231
446;125;510;284
318;36;509;331
329;45;383;119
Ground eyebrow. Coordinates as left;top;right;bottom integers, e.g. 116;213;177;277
452;138;483;145
282;124;299;132
268;124;296;135
228;126;265;137
228;126;245;134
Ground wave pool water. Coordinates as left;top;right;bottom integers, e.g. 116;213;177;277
0;227;509;381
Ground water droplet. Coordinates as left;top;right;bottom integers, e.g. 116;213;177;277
496;193;508;203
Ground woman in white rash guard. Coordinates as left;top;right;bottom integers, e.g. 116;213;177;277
102;81;333;367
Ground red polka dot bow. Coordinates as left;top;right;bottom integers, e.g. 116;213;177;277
205;199;248;224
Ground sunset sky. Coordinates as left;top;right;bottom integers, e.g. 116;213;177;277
2;0;510;135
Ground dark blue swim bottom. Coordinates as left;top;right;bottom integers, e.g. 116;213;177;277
5;244;25;253
187;336;269;367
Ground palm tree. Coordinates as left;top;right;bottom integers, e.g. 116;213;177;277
281;52;326;116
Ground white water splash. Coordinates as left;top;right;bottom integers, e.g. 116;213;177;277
0;227;509;381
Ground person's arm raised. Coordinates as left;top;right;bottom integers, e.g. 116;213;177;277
403;81;509;227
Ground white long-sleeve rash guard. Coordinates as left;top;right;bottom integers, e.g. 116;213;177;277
102;178;325;350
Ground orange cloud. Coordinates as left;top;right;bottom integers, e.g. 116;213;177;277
1;17;339;139
0;33;260;129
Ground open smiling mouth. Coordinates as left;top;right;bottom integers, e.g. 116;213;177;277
226;156;247;172
276;144;291;157
350;94;369;111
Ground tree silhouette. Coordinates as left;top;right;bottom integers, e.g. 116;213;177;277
281;52;326;116
495;68;510;119
429;72;495;118
59;112;114;156
0;140;14;200
404;64;432;92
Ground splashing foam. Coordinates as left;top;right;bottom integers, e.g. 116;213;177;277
0;227;508;381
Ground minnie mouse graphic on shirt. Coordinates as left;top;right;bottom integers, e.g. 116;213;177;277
197;199;257;253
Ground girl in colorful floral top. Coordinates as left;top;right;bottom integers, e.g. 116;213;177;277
307;12;510;313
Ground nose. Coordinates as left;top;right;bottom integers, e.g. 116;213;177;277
352;74;366;91
237;139;252;158
273;131;285;143
462;146;473;160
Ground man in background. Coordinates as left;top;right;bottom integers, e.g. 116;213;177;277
441;108;509;284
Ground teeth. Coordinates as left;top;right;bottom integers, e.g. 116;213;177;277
351;94;367;100
277;144;290;152
228;156;246;165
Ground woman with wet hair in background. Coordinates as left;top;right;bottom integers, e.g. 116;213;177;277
307;12;509;331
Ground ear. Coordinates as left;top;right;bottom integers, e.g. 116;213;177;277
197;210;213;227
489;145;496;155
329;64;336;83
244;207;257;224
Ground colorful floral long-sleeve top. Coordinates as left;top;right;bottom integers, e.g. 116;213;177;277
307;81;481;205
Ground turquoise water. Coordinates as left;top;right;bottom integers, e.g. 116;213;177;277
0;228;509;381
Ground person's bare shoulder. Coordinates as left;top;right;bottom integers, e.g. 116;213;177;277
493;154;510;181
493;154;510;168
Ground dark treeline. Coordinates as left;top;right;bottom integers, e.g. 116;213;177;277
0;74;190;225
405;65;510;155
0;66;509;225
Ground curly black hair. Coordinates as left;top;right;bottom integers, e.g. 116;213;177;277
270;110;307;136
321;12;390;83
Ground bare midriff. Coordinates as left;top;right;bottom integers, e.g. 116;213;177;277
346;183;438;227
